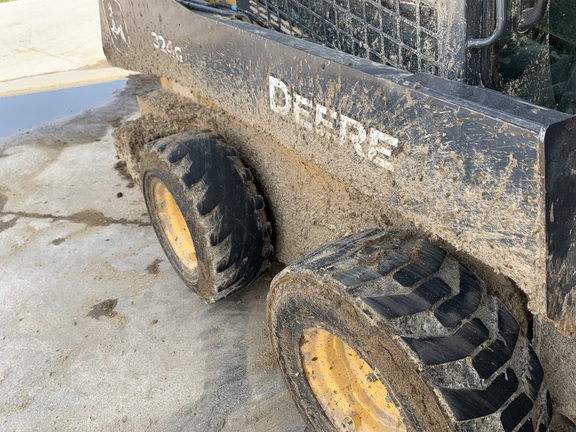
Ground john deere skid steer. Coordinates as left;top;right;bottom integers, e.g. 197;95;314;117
100;0;576;430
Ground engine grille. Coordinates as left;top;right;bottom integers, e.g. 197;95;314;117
250;0;441;74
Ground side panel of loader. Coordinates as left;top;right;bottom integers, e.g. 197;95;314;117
100;0;574;327
546;120;576;334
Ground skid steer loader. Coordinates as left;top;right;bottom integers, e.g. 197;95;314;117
100;0;576;430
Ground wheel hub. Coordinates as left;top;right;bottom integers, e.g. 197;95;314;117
151;180;197;272
300;328;406;432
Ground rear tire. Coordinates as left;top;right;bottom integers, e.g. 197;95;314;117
140;130;273;302
268;229;551;431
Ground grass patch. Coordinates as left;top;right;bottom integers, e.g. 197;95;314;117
0;0;15;3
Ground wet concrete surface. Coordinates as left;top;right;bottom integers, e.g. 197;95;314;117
0;80;126;138
0;75;305;431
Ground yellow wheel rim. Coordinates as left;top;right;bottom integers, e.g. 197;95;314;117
151;180;197;272
301;328;406;432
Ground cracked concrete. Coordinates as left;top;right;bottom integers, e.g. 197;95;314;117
0;77;304;431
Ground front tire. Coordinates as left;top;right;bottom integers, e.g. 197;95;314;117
140;130;273;302
268;230;551;431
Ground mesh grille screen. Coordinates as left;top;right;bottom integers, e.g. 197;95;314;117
250;0;440;74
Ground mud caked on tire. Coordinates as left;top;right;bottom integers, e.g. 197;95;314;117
140;130;273;303
268;230;551;432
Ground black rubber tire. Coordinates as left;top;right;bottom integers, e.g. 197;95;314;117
268;229;551;432
140;130;273;303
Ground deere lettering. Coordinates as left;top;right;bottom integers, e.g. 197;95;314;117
269;76;398;171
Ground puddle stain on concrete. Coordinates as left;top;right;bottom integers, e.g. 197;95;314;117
68;209;123;227
0;193;17;233
87;299;118;319
0;80;127;139
0;208;150;227
67;209;150;227
146;258;162;275
114;161;135;188
0;217;17;234
0;193;7;212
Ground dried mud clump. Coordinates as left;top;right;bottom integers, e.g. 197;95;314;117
112;114;191;186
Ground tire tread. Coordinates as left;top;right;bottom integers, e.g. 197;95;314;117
280;230;550;431
142;131;272;301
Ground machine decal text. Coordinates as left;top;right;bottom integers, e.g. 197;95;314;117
269;76;398;171
151;32;184;63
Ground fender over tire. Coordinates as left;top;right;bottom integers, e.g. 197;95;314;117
268;230;551;431
140;130;273;302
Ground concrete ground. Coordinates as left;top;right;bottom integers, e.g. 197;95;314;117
0;1;304;430
0;0;130;96
0;75;306;431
